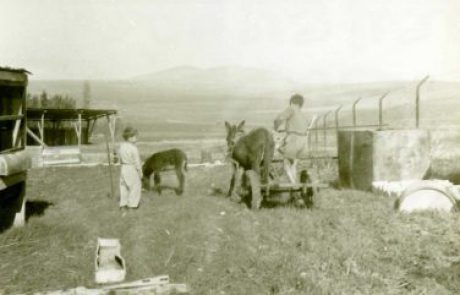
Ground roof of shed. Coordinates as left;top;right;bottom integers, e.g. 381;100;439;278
27;108;117;121
0;67;31;86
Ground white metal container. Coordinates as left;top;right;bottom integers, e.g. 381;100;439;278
95;238;126;284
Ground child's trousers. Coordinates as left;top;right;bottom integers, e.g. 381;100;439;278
120;164;141;208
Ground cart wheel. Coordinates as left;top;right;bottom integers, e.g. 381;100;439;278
245;170;262;210
300;170;314;209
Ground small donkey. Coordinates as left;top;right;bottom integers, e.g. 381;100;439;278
142;148;188;195
225;121;275;199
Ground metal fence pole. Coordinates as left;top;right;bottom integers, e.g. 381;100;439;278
323;111;331;152
335;105;343;131
378;92;389;130
416;75;429;128
314;118;319;154
352;97;362;128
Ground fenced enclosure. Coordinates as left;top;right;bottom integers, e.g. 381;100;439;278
305;76;432;159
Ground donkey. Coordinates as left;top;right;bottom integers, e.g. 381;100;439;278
225;121;275;199
142;148;188;195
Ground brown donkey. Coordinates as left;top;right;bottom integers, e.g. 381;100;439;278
142;148;188;195
225;121;275;200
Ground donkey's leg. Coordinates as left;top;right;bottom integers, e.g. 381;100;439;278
251;149;263;179
142;173;152;191
153;173;162;195
227;163;238;198
175;162;186;195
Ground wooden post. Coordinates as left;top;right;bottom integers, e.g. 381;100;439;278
77;113;82;148
21;87;27;148
105;134;115;199
72;113;82;148
88;119;97;139
107;115;117;160
27;128;47;147
41;112;45;147
12;105;22;148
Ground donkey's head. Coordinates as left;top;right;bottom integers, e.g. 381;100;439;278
224;120;245;155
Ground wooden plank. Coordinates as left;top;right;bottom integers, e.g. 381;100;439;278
261;182;329;191
12;104;23;147
27;128;47;147
272;156;338;162
0;115;24;121
42;146;81;165
0;147;24;155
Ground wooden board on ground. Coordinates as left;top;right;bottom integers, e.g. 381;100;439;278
42;146;82;165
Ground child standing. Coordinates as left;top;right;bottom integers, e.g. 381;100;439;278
118;126;143;211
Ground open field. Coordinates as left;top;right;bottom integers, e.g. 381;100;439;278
1;165;460;294
28;78;460;141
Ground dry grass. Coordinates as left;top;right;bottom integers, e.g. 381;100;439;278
1;165;460;294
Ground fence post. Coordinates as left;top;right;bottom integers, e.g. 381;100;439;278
334;105;343;131
378;92;389;130
314;118;319;154
323;111;331;152
352;97;362;128
415;75;429;128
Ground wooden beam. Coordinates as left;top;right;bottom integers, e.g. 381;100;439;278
88;119;97;139
27;128;47;147
12;105;22;148
40;112;45;144
78;113;82;147
0;115;24;121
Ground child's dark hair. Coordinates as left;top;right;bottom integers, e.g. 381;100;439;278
290;94;304;107
122;126;138;140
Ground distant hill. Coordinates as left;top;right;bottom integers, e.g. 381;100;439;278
132;65;301;97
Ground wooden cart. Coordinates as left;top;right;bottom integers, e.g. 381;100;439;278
239;158;328;210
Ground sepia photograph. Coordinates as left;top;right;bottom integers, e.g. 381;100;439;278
1;0;460;294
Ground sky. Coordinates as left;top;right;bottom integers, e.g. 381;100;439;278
1;0;459;82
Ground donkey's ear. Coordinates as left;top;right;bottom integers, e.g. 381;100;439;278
237;120;245;131
225;121;231;132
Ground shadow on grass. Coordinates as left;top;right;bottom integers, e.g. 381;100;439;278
26;200;54;221
0;200;53;233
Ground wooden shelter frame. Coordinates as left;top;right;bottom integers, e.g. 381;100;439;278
26;108;118;149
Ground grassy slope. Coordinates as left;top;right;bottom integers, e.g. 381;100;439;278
1;166;460;294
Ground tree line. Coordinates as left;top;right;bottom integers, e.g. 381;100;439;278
27;81;91;109
27;91;77;109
